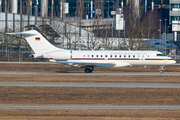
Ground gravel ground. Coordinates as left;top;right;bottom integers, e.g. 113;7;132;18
0;109;180;120
0;87;180;106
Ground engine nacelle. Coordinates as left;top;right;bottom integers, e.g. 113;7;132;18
29;54;44;59
45;50;71;61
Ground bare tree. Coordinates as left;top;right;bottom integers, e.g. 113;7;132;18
145;10;163;39
76;0;85;25
123;2;148;50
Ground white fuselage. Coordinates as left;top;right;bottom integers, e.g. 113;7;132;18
7;30;176;73
43;50;176;68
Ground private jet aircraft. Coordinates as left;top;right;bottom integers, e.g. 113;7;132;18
7;30;176;74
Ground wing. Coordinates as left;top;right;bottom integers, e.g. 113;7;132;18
57;61;116;68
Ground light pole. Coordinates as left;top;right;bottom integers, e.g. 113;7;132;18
20;0;22;31
106;1;109;18
51;0;54;20
111;1;114;39
145;0;147;12
168;26;170;34
111;1;114;19
159;19;162;52
85;1;87;14
164;19;167;55
0;0;2;12
91;0;93;18
30;0;32;16
35;0;39;25
85;1;88;19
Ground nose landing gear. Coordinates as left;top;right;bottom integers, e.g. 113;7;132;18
159;66;165;74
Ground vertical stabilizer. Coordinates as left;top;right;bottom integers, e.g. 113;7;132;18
7;30;63;54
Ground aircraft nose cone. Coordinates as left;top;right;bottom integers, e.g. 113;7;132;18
166;59;176;65
173;60;177;64
170;60;176;65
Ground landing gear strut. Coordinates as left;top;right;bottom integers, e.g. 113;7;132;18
159;66;165;74
85;67;93;73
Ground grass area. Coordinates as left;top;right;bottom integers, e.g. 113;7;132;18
0;109;180;120
0;87;180;106
0;64;180;72
0;63;180;119
0;74;180;84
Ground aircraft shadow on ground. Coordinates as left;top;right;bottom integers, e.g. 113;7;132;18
55;71;81;73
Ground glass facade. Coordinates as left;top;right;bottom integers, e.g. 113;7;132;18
0;0;170;18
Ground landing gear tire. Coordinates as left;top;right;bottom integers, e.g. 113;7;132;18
160;70;163;74
159;66;165;74
85;68;91;73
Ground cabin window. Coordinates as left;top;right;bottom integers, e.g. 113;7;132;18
115;55;117;58
124;55;126;58
129;55;131;58
110;55;112;58
88;55;89;57
119;55;121;58
101;55;103;58
105;55;107;58
92;55;94;57
83;55;85;57
142;55;144;58
96;55;98;57
138;55;140;58
133;55;135;58
147;55;149;58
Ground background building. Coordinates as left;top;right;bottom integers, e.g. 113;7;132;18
169;0;180;41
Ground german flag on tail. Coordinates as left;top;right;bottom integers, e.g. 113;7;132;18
35;37;40;41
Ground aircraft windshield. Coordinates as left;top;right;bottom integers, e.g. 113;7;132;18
157;54;166;56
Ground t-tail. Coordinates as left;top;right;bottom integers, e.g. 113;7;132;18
6;30;64;59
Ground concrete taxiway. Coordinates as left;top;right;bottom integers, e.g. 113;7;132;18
1;83;180;88
0;71;180;75
0;106;180;109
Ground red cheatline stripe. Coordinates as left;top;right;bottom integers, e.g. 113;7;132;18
145;59;174;61
108;58;139;60
49;58;54;60
167;59;175;61
145;59;165;61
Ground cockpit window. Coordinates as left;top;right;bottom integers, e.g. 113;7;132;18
157;54;166;56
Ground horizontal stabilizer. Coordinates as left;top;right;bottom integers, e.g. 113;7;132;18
6;32;36;36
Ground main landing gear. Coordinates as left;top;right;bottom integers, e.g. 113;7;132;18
159;66;165;74
85;67;94;73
